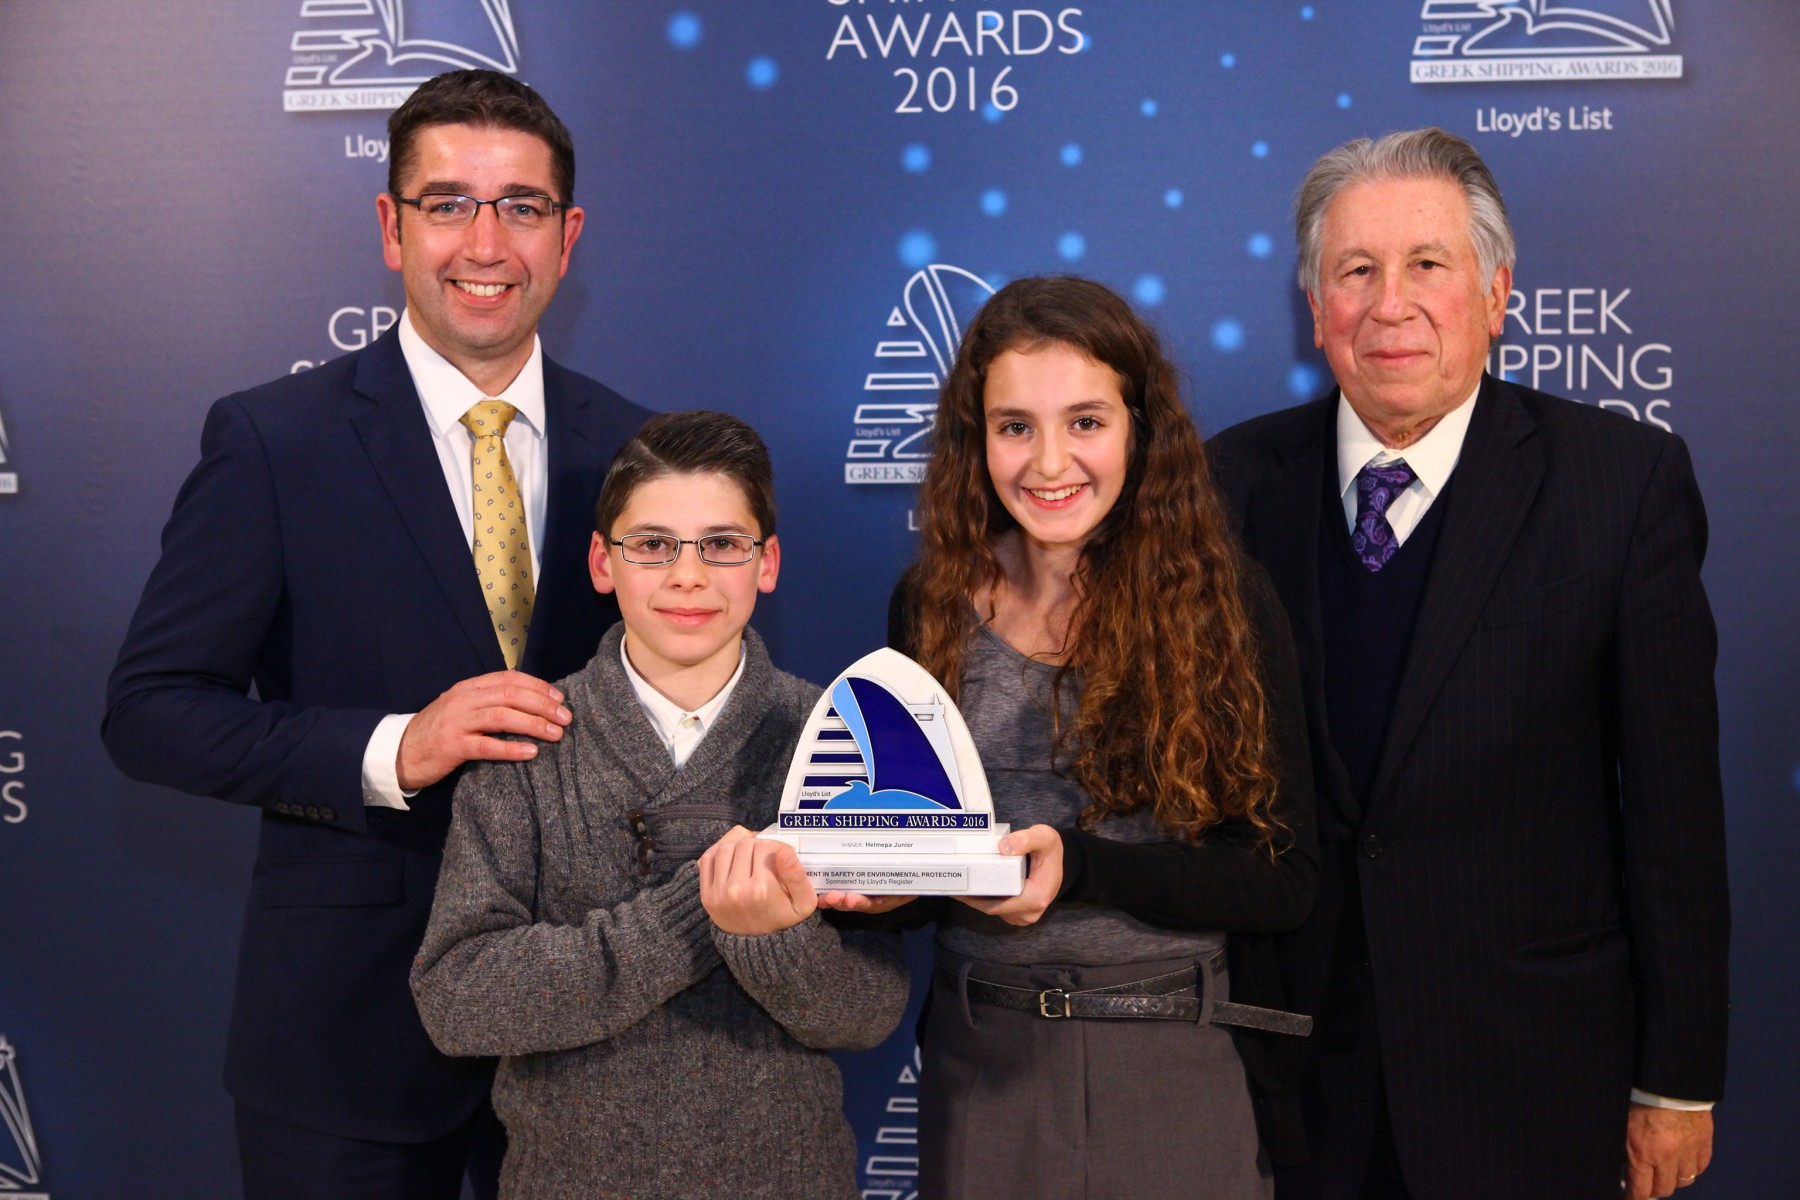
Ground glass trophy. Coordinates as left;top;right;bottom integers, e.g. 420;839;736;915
763;648;1024;896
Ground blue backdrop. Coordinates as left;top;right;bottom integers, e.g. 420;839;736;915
2;3;1795;1195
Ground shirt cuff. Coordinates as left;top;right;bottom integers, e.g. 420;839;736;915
1630;1088;1715;1111
361;713;418;809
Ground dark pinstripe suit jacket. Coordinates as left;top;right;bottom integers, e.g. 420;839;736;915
1208;375;1728;1199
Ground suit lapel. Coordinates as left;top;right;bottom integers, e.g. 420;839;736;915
522;358;602;678
1250;413;1329;686
349;329;505;671
1246;400;1363;828
1369;377;1544;804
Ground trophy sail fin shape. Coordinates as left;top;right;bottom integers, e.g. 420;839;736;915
767;648;1023;896
823;677;962;809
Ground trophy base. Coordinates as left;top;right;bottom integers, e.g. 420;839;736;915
794;852;1026;897
762;827;1025;896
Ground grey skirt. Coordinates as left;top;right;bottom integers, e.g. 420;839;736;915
918;951;1272;1200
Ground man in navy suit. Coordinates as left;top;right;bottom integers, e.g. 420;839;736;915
1209;130;1727;1200
103;70;648;1198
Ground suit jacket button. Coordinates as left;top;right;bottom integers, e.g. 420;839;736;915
305;806;322;820
273;803;290;815
321;806;336;822
1360;833;1383;859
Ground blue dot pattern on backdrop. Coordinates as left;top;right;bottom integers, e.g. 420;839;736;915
1220;52;1236;68
746;57;778;89
1252;140;1270;158
1301;5;1316;19
1337;92;1353;109
1165;189;1184;209
666;12;701;49
1061;143;1083;167
1058;232;1086;261
1248;233;1274;259
1288;363;1322;398
981;189;1007;217
1141;99;1158;117
1133;275;1166;307
982;102;1004;123
1212;319;1246;352
902;143;931;174
898;230;936;269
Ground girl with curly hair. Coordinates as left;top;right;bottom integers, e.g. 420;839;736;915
853;276;1317;1197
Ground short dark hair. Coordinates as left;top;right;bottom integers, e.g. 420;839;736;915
594;411;778;540
386;69;576;202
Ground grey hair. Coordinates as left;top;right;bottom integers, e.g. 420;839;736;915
1294;127;1516;296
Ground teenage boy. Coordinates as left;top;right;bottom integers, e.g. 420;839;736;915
411;410;908;1198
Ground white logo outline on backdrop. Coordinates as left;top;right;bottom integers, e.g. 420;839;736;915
845;265;996;486
285;0;520;112
0;1036;47;1197
1413;0;1681;82
0;404;16;496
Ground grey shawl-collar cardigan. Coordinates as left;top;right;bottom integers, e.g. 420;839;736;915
412;624;909;1199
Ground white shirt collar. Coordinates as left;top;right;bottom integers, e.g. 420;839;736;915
397;307;546;438
619;634;747;764
1336;378;1481;501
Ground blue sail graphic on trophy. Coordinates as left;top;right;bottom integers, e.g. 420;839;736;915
768;648;1022;895
802;677;963;811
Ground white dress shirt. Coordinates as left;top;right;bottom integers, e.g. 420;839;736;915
1335;383;1478;539
619;635;747;768
361;309;551;809
1333;380;1710;1113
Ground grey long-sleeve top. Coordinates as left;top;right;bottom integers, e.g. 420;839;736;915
412;624;909;1199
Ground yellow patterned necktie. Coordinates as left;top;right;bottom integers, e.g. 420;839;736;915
460;400;535;669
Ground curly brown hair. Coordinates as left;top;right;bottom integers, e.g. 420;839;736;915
908;276;1281;847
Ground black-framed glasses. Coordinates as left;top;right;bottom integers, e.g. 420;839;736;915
391;192;568;231
609;533;764;566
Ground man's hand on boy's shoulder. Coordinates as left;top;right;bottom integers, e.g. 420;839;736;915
396;670;573;791
699;826;820;936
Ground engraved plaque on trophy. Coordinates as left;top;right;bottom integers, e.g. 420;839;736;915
763;648;1024;896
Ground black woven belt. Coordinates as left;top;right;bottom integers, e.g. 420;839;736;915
943;964;1312;1036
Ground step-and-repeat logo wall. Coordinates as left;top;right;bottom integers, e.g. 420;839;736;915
4;2;1793;1197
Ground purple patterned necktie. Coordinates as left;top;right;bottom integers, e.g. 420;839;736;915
1351;458;1417;572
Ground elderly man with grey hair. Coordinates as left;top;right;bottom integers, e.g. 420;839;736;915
1209;128;1728;1200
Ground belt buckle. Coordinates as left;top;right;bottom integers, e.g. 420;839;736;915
1038;988;1071;1018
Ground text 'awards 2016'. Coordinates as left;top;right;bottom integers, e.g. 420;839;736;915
764;648;1023;897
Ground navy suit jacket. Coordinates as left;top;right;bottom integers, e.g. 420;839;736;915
1209;376;1729;1199
103;327;650;1141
